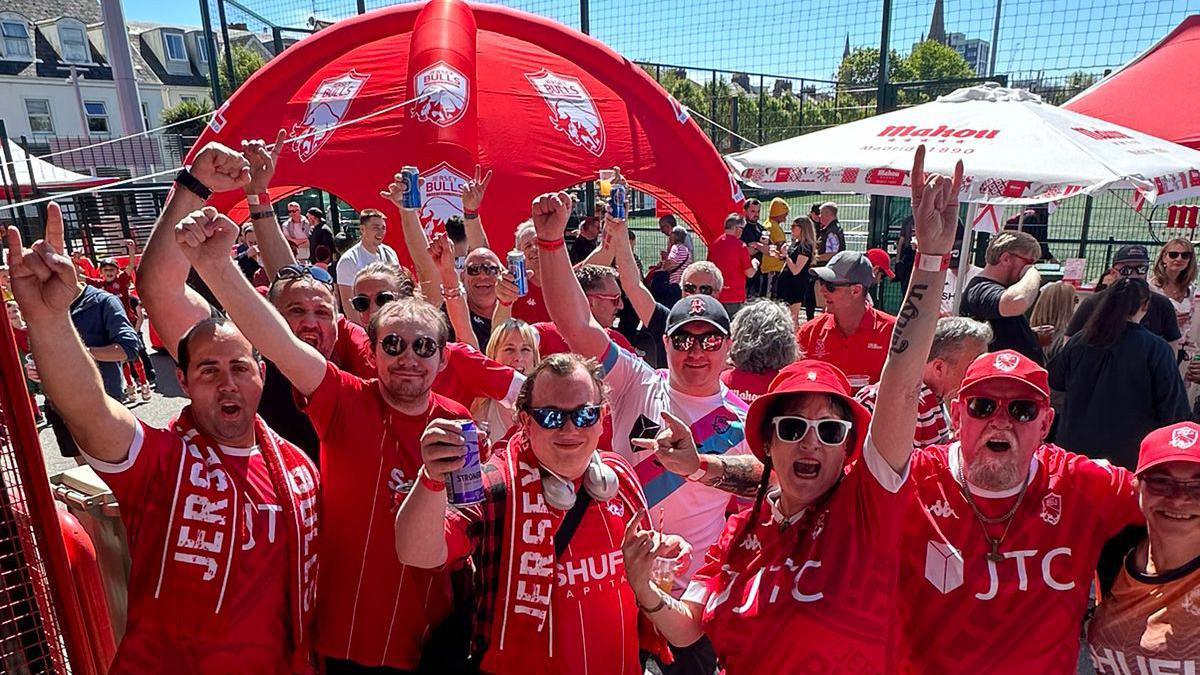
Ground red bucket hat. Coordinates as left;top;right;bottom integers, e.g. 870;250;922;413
744;360;873;462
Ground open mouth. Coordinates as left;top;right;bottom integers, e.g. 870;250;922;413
1158;510;1198;521
793;459;821;479
298;332;321;347
219;401;242;419
985;438;1012;452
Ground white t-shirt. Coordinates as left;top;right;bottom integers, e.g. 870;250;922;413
335;242;399;287
600;341;750;586
942;264;983;316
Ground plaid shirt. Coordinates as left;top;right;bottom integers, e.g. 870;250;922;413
445;462;508;661
854;382;952;448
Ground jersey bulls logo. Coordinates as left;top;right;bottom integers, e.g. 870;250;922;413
417;162;469;237
1171;426;1199;449
729;173;746;203
993;352;1020;372
1040;492;1062;525
412;61;469;127
525;69;606;157
290;70;370;163
689;297;706;316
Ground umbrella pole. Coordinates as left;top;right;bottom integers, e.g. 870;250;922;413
953;202;980;316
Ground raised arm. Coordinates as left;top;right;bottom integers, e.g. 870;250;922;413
243;131;298;279
606;217;658;325
870;146;961;472
533;192;612;359
137;143;251;357
395;418;467;568
6;204;135;462
634;411;765;498
998;265;1042;317
459;166;492;251
430;234;479;350
176;207;327;396
382;172;441;304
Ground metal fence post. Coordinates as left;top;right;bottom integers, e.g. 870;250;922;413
1077;195;1094;259
579;0;589;34
357;0;366;14
215;0;236;92
198;0;223;103
869;0;894;251
758;74;765;144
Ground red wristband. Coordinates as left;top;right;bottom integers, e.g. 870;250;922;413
418;467;446;492
536;237;565;251
916;251;951;272
245;192;271;207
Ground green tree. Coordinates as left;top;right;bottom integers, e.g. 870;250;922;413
902;40;976;81
160;98;215;137
217;44;267;94
836;47;914;104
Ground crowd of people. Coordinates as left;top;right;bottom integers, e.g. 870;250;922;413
3;138;1199;675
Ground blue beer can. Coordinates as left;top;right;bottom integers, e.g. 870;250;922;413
400;165;421;209
507;250;528;297
448;421;485;505
611;184;627;219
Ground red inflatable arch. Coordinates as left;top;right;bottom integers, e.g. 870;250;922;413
190;0;741;260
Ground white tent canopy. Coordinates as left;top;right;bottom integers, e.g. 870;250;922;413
726;83;1200;207
1;141;114;196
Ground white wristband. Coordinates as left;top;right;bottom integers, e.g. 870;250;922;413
686;456;710;482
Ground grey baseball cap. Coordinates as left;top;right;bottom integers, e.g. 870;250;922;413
811;251;877;287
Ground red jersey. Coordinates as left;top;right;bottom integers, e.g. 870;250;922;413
856;382;951;448
707;234;752;304
684;441;908;674
303;362;469;668
434;342;521;409
719;368;776;404
331;315;374;377
796;308;895;387
897;443;1142;674
533;321;634;356
88;271;135;318
87;423;294;674
512;281;552;324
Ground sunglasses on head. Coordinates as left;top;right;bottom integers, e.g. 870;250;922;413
964;396;1043;423
1140;473;1200;501
1166;250;1194;260
528;404;603;430
466;263;501;277
670;331;726;352
1118;264;1149;277
351;291;397;313
380;333;440;358
772;416;853;446
682;283;715;296
275;264;333;288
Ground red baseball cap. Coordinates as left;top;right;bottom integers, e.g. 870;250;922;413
744;360;872;462
958;350;1050;399
1137;422;1200;475
865;248;895;278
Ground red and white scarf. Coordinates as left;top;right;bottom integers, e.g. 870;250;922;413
156;408;319;672
484;433;653;674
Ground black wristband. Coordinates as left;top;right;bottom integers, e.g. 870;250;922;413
249;209;275;220
174;168;213;201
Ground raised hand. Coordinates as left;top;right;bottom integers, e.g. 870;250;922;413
4;203;81;322
495;270;519;306
631;411;701;477
910;145;963;256
428;233;457;283
621;509;692;592
420;418;467;481
459;165;493;213
530;191;572;241
242;129;286;194
189;142;251;193
173;207;240;266
380;171;421;212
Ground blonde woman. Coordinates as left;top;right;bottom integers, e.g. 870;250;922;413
776;216;818;324
471;318;540;443
1150;237;1199;399
1030;281;1078;361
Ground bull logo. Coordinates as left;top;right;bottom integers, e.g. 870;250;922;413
525;69;606;157
993;352;1020;372
689;297;706;316
290;70;370;163
1171;426;1199;449
729;173;745;203
417;162;469;237
412;61;469;128
1039;492;1062;526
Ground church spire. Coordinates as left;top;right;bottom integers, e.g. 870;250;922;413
928;0;946;44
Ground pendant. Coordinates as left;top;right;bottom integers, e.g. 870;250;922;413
986;541;1004;563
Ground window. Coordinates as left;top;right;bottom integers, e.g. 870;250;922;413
164;32;186;62
25;99;53;134
195;37;208;62
58;23;88;63
141;102;151;130
181;95;198;103
84;100;109;134
1;18;30;59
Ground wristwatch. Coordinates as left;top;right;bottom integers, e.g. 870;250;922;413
174;168;212;201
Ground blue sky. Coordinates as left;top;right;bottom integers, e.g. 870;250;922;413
121;0;1200;82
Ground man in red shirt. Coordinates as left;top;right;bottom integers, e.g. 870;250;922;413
532;265;635;355
896;348;1143;673
8;202;319;673
510;219;553;323
797;250;896;388
396;352;682;675
706;212;758;316
178;203;478;672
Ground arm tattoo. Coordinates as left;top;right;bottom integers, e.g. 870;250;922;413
890;283;928;355
703;455;765;498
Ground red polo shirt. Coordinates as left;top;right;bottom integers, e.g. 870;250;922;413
707;234;752;304
796;307;896;386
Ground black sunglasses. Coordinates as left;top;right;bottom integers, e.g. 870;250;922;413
670;331;726;352
1166;251;1194;260
682;283;715;296
466;263;501;277
965;397;1042;423
528;404;603;430
773;416;853;446
351;291;397;313
1117;264;1149;277
275;264;333;288
380;333;440;358
1140;474;1200;501
819;280;853;293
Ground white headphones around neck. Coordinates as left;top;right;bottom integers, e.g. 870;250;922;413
540;452;619;510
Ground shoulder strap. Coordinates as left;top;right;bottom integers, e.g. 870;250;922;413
554;491;593;559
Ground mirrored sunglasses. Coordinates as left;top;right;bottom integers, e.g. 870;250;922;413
528;404;603;430
380;334;439;358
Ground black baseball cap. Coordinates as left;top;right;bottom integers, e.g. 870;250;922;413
666;294;731;336
99;258;119;269
1113;245;1149;265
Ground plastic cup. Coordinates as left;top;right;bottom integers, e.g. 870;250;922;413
598;169;615;197
650;552;686;593
847;375;870;391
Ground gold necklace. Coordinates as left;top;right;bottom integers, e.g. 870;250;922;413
955;455;1030;563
